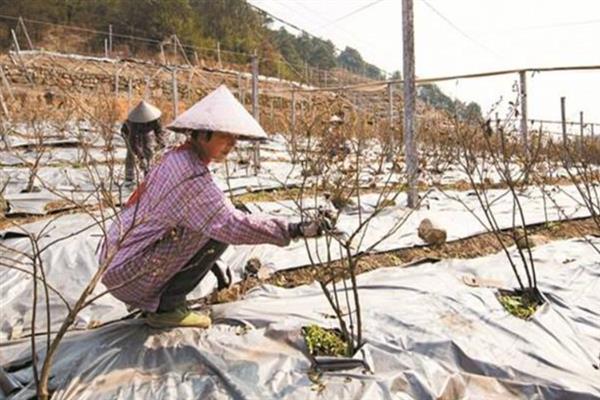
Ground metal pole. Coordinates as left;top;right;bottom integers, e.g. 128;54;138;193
519;70;528;156
402;0;418;208
251;52;261;173
104;39;109;58
108;24;113;55
172;68;179;117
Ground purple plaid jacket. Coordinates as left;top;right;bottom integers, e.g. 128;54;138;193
100;146;290;311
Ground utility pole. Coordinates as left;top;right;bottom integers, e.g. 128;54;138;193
251;51;261;173
519;71;528;156
402;0;418;208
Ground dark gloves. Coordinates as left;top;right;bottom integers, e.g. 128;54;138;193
288;209;336;239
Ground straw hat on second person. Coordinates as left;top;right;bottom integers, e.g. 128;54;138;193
127;100;162;123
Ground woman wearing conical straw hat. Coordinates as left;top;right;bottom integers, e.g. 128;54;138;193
121;100;165;184
100;85;327;328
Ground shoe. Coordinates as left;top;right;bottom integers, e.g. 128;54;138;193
146;305;211;329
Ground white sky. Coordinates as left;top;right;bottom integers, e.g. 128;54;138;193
248;0;600;132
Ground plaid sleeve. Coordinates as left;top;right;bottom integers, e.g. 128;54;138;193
179;171;290;247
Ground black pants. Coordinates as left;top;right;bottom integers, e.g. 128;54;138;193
157;239;229;312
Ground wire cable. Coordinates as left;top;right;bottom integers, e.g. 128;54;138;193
418;0;502;59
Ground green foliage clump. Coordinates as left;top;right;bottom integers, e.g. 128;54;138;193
302;325;347;357
498;291;541;319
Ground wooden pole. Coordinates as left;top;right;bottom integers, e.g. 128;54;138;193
160;44;166;65
108;24;113;55
127;78;132;110
104;39;109;58
171;35;177;61
519;70;529;156
10;29;21;55
579;111;584;155
0;89;10;118
18;17;34;50
402;0;418;208
560;97;568;144
0;65;14;101
304;60;308;84
217;42;222;67
251;52;261;173
291;88;297;162
388;82;394;133
172;68;179;117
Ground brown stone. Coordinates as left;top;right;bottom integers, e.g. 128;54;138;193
418;218;447;246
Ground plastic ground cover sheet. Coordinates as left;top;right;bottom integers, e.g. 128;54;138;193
0;184;592;341
1;237;599;399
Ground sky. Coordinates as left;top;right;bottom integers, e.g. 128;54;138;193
248;0;600;134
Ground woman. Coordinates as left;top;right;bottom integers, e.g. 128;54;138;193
100;85;322;328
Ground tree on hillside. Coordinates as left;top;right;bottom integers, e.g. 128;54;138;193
118;0;198;42
191;0;268;57
418;83;482;121
337;46;364;73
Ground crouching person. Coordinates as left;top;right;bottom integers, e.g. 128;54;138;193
100;85;323;329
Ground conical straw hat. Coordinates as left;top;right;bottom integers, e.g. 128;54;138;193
167;85;267;141
127;100;162;123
